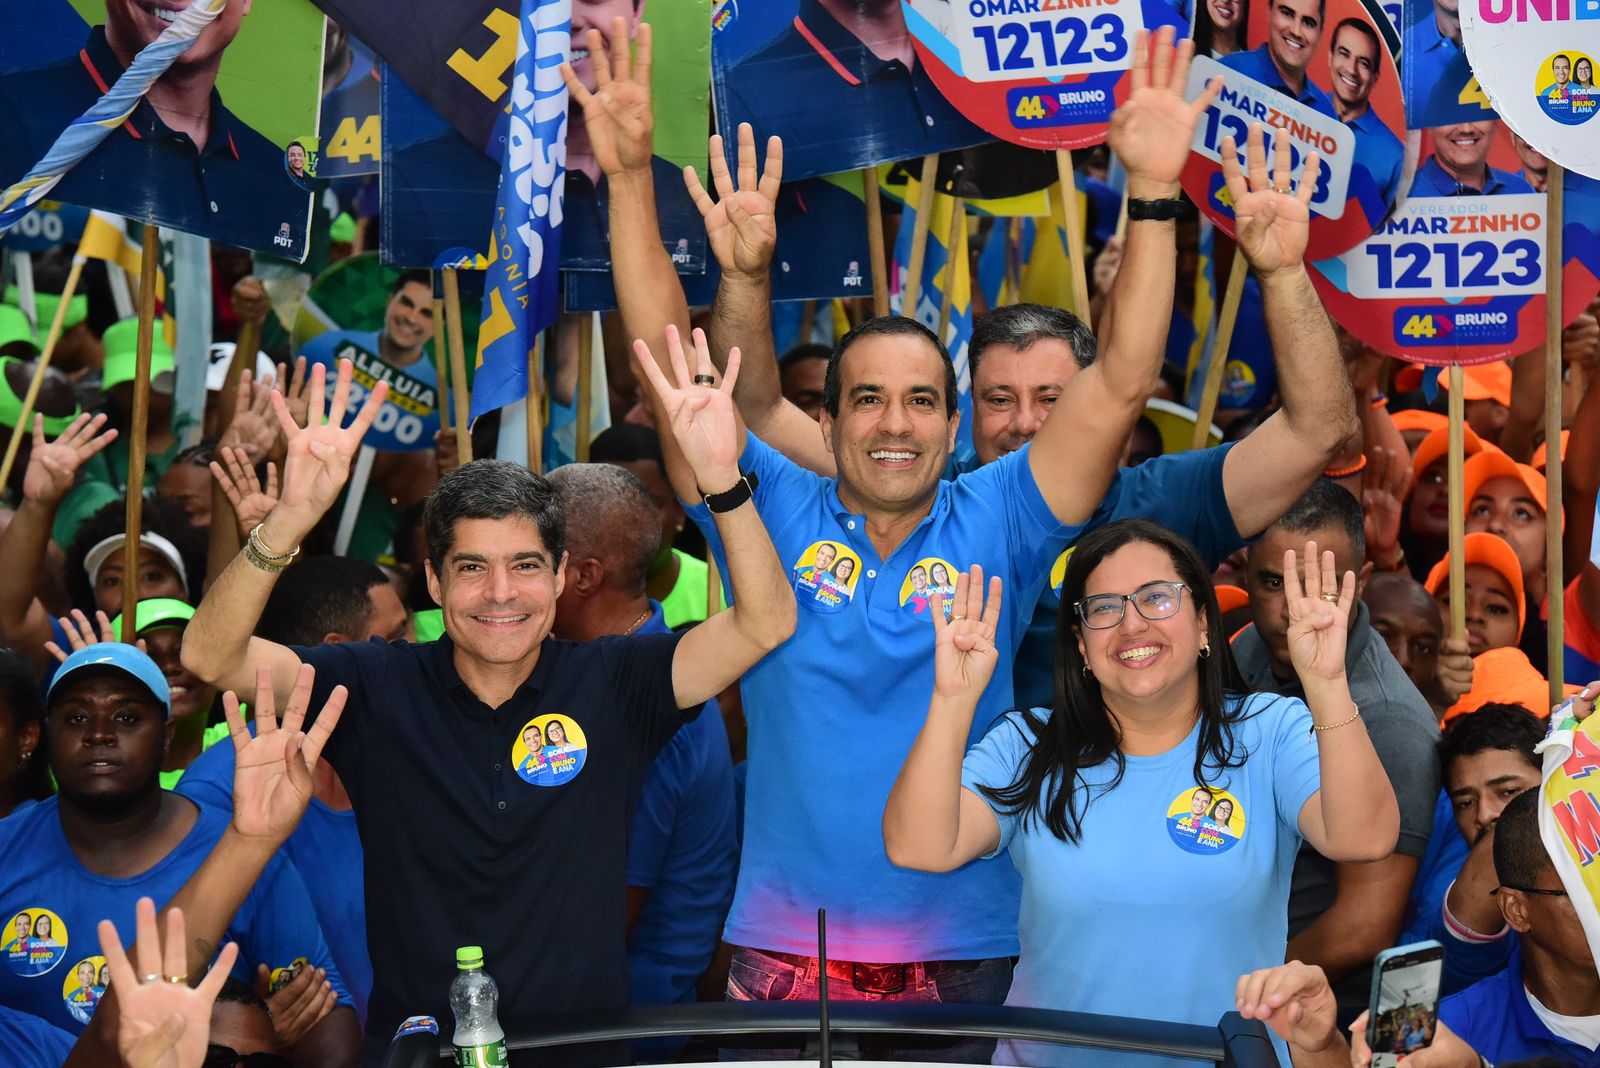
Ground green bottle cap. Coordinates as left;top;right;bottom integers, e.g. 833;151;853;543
456;946;484;970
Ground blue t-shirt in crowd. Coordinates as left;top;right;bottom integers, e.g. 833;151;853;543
0;1004;76;1067
961;693;1321;1068
0;797;350;1035
1401;791;1515;995
177;730;371;1024
1012;444;1244;711
1441;947;1600;1066
687;434;1076;963
627;603;738;1011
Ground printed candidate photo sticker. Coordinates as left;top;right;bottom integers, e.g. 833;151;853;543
1166;786;1246;854
6;907;66;977
62;955;107;1026
512;714;589;788
900;557;960;620
270;956;311;994
1535;51;1597;126
791;541;863;614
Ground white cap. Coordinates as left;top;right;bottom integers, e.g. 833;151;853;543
82;532;190;597
205;342;275;392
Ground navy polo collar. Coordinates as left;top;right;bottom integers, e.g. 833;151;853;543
425;630;554;708
792;0;907;87
80;25;241;161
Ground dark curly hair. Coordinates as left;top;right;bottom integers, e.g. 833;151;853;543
0;647;50;810
64;495;206;613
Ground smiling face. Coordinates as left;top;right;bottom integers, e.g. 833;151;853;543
813;544;837;573
1268;0;1323;81
1212;798;1234;824
1434;563;1519;656
1577;57;1594;87
12;915;27;943
425;516;566;675
970;340;1078;464
1208;0;1243;31
1190;788;1213;816
384;281;435;354
1075;541;1209;708
522;725;542;751
1553;55;1571;85
1328;22;1378;112
833;558;855;582
1447;747;1540;842
1430;122;1496;184
569;0;644;91
105;0;252;73
1466;476;1546;586
546;720;568;746
931;562;951;586
34;915;51;939
46;673;166;811
140;627;213;723
822;335;957;518
286;143;306;175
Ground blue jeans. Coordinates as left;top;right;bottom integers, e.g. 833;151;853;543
721;945;1013;1062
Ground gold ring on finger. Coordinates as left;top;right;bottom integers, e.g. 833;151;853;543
163;974;188;984
1321;593;1339;602
950;614;966;621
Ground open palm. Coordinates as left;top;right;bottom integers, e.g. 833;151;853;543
225;664;346;845
634;325;743;489
931;567;1004;703
1283;542;1355;684
1108;27;1221;187
1221;124;1316;273
23;413;116;506
270;358;386;532
99;899;238;1068
686;124;781;278
560;20;654;176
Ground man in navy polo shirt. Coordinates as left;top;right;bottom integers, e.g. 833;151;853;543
181;356;795;1063
602;27;1355;1058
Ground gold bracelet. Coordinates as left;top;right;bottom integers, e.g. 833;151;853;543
1311;704;1362;732
247;524;300;565
243;542;289;573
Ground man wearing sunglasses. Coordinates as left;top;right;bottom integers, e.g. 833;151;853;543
203;979;289;1068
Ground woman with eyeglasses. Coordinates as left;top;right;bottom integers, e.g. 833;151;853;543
884;519;1397;1066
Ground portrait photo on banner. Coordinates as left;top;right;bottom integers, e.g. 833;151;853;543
712;0;992;182
0;0;323;260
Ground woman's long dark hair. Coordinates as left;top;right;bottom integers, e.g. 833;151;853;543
979;519;1248;843
1193;0;1251;57
0;647;52;812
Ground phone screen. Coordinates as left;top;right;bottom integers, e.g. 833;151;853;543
1368;945;1445;1068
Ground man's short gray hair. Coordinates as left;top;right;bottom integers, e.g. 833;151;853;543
547;464;661;596
969;303;1097;376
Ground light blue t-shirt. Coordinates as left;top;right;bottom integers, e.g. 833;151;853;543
687;433;1076;962
961;693;1321;1067
0;797;350;1036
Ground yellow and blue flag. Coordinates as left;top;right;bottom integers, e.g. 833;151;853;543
471;0;570;423
1536;698;1600;969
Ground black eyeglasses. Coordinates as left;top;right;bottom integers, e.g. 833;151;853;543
1490;885;1568;897
1075;582;1190;630
202;1046;292;1068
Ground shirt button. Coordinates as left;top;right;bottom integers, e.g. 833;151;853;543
925;116;935;127
493;763;503;772
867;569;877;579
209;200;219;213
497;801;507;810
847;520;856;530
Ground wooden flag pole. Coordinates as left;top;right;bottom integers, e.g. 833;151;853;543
798;300;817;346
938;198;967;340
442;268;473;462
903;154;940;315
863;167;890;318
1447;364;1467;645
121;225;159;644
527;331;543;475
0;257;86;491
1054;149;1091;319
1191;259;1248;450
1545;163;1566;701
576;314;594;463
432;286;451;434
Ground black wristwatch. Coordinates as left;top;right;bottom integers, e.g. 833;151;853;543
1125;197;1192;222
703;471;759;514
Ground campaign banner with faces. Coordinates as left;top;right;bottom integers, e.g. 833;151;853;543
318;30;380;179
1308;119;1600;362
0;0;323;260
1181;0;1411;258
901;0;1186;151
0;200;88;251
1460;0;1600;178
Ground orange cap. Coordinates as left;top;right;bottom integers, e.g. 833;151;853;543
1392;409;1447;435
1410;424;1488;490
1532;430;1570;472
1436;361;1513;407
1214;585;1250;615
1463;450;1561;529
1424;531;1526;638
1394;364;1428;392
1440;646;1577;725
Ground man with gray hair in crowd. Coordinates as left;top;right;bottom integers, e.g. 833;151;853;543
548;463;738;1050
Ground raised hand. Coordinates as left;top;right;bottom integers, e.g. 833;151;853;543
45;608;145;662
1107;27;1221;195
1220;123;1318;276
685;123;781;280
560;19;654;176
210;446;280;539
99;898;238;1068
1362;446;1409;570
267;358;387;540
218;369;282;467
274;356;312;432
225;664;346;845
930;567;1004;703
1283;541;1356;684
1235;962;1340;1053
633;325;743;492
22;412;116;506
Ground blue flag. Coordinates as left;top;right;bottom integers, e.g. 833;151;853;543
471;0;570;423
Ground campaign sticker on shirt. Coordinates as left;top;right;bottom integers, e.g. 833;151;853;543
269;957;310;994
791;541;862;614
62;956;107;1026
512;714;589;787
1534;52;1597;127
900;557;959;619
395;1015;440;1038
5;907;67;976
1166;786;1245;854
1050;547;1076;592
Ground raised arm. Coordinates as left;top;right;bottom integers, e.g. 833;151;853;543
1028;29;1221;524
634;326;795;706
884;569;1005;872
1219;127;1359;538
181;360;387;706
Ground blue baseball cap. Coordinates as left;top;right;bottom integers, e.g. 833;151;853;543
46;643;170;718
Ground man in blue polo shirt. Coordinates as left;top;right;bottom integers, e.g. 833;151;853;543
1220;0;1336;116
1412;122;1534;198
1326;18;1405;215
1406;0;1477;125
0;643;358;1063
602;28;1355;1057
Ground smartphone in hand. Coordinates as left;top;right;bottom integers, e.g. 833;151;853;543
1367;940;1445;1068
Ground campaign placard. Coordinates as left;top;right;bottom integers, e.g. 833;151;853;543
902;0;1183;150
1180;0;1409;259
0;0;322;260
1460;6;1600;178
1402;0;1497;129
0;201;87;252
318;32;380;179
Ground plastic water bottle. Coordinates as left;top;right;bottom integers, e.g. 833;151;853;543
450;946;509;1068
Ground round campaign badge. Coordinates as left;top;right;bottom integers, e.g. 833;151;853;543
5;907;67;977
62;956;107;1026
1460;1;1600;177
902;0;1186;150
1180;0;1411;259
1166;786;1245;854
512;715;589;788
1309;119;1600;363
900;557;959;619
269;957;311;994
791;541;863;614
